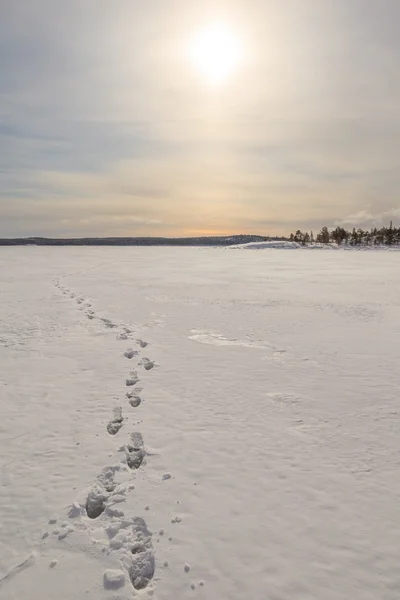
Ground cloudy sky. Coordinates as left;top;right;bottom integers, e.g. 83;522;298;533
1;0;400;237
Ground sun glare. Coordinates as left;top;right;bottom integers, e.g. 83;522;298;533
188;23;243;85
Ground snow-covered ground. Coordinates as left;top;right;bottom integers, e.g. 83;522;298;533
1;246;400;600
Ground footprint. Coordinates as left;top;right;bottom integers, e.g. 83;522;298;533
107;407;124;436
267;392;299;406
100;317;117;329
129;517;155;590
136;339;148;348
125;432;145;469
126;370;139;387
127;392;142;408
139;358;155;371
85;467;118;519
124;348;138;360
117;332;129;340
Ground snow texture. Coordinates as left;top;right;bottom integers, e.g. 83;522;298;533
1;246;400;600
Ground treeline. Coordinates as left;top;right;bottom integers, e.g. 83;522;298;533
0;234;268;246
289;222;400;246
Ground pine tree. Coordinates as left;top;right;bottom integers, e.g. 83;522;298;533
350;228;358;246
317;226;330;244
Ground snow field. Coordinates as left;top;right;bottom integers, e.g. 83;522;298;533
1;246;400;599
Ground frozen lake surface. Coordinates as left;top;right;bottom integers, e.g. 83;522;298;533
1;246;400;600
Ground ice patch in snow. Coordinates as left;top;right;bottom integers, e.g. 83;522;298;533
230;240;302;249
189;328;272;349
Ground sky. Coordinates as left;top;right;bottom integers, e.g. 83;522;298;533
1;0;400;238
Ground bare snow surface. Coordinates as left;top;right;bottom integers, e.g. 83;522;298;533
1;246;400;599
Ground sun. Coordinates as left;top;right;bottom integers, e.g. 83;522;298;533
188;23;243;85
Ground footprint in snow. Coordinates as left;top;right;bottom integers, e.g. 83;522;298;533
125;432;145;469
106;407;124;436
129;517;155;590
85;466;119;519
124;348;139;359
100;318;118;329
126;390;142;408
126;370;140;387
136;339;148;348
139;357;155;371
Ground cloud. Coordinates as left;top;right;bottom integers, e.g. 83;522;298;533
335;208;400;230
1;0;400;236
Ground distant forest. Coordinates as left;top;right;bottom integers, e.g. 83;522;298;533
0;234;269;246
1;226;400;247
288;222;400;246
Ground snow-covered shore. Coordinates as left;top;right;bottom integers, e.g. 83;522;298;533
230;240;400;250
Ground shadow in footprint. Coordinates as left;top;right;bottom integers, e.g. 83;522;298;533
86;491;107;519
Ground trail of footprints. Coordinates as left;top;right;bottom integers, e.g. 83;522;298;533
52;280;161;592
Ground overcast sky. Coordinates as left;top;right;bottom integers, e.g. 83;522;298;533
1;0;400;237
